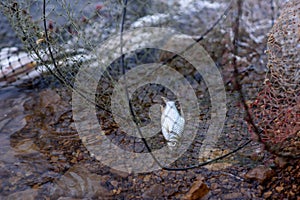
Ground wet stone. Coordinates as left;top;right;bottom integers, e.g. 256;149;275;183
109;168;130;178
142;184;164;199
49;164;113;199
4;189;39;200
223;192;243;199
274;157;289;169
245;165;274;184
263;191;272;199
182;176;210;200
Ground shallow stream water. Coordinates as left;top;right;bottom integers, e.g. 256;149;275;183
0;1;290;199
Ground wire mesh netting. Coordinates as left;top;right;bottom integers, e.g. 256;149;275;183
0;0;298;173
249;0;300;158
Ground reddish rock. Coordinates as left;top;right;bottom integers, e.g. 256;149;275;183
275;186;284;193
182;176;210;200
245;165;274;184
263;191;272;199
274;157;288;168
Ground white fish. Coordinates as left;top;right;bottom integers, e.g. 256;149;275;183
161;97;185;149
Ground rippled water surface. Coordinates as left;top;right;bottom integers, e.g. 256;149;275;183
0;86;113;199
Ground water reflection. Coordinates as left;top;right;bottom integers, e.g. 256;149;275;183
0;87;49;197
0;86;104;198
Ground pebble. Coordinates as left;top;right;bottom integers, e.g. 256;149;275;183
109;168;129;178
223;192;243;199
275;186;284;193
244;165;274;184
263;191;272;198
142;184;164;199
274;157;288;168
182;176;209;200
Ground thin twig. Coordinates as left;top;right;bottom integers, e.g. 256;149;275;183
119;0;167;170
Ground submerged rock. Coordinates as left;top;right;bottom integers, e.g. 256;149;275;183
49;164;113;199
